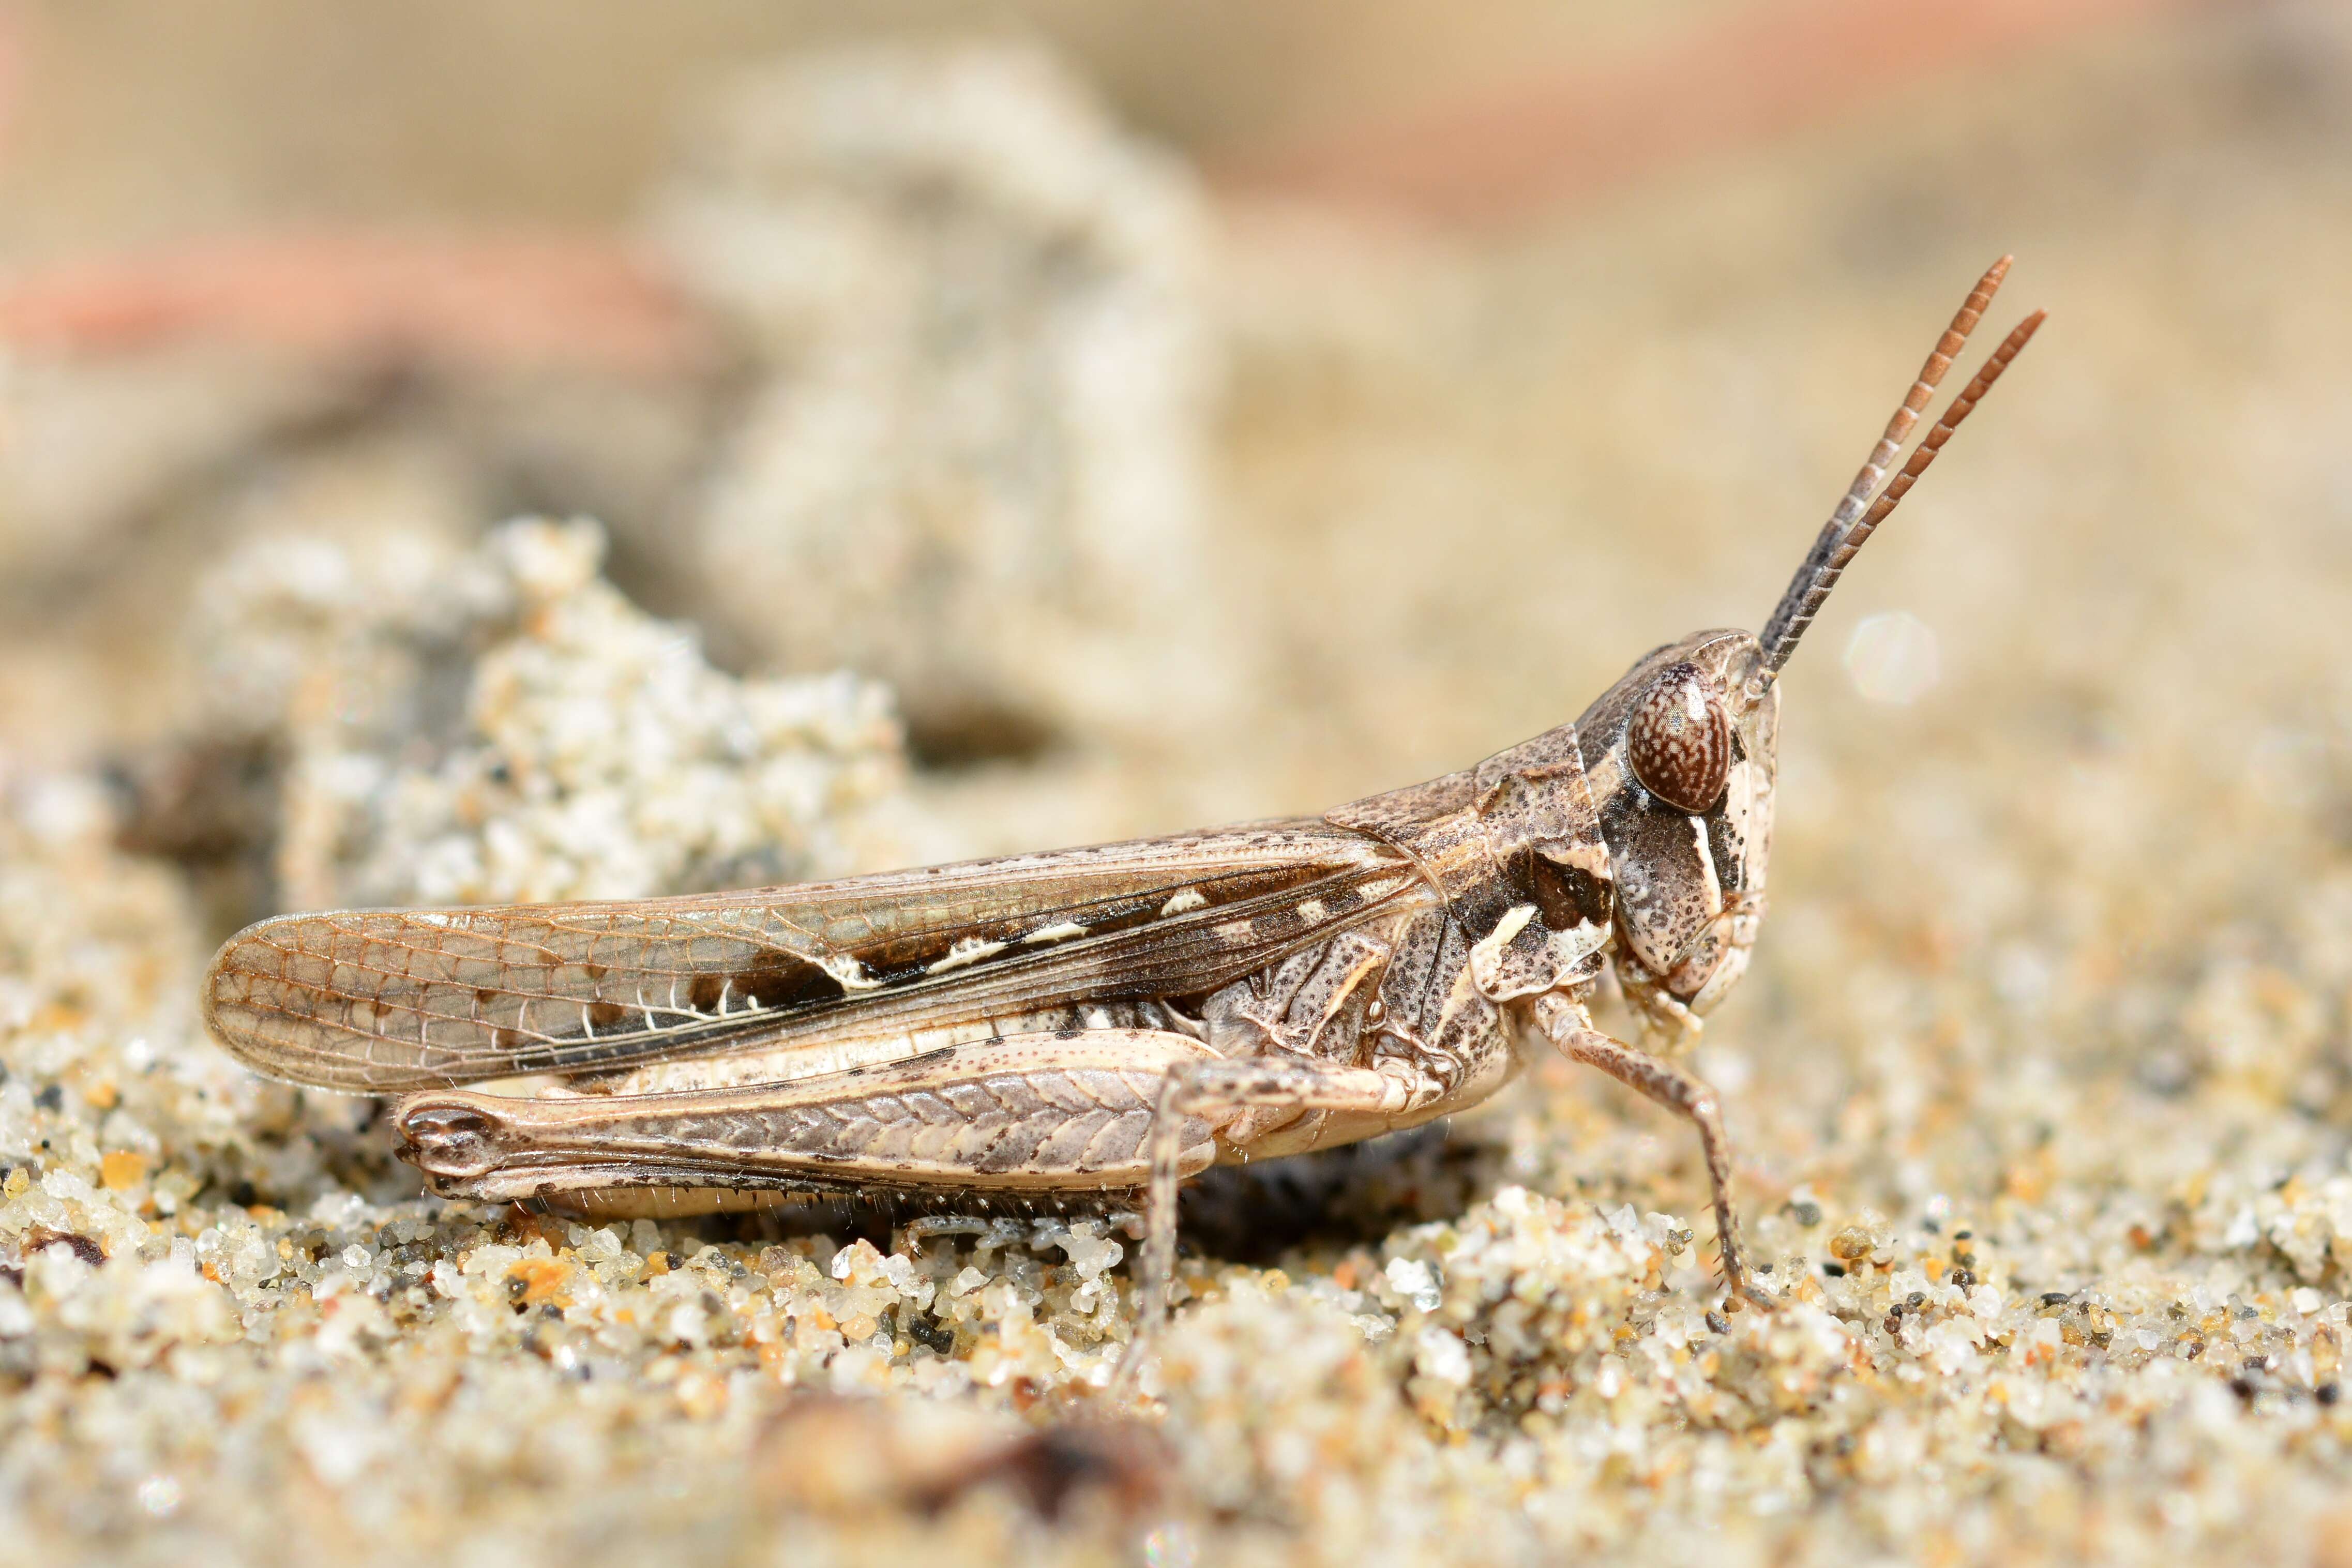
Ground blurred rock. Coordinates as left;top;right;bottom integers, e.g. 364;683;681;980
755;1396;1168;1523
655;41;1227;763
120;516;906;926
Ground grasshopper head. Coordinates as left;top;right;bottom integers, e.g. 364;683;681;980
1576;258;2045;1043
1578;630;1776;1040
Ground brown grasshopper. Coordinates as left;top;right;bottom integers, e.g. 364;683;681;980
202;259;2042;1362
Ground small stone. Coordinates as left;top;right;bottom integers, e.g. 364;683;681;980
98;1151;147;1192
1384;1257;1443;1314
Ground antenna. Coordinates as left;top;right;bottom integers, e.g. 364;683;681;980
1753;258;2042;682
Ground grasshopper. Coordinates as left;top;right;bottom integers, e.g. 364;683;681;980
203;259;2042;1362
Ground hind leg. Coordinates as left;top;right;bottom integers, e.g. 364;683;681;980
1115;1057;1416;1394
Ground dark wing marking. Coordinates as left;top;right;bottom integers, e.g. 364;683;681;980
204;821;1431;1091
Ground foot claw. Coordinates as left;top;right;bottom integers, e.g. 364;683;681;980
1715;1248;1778;1314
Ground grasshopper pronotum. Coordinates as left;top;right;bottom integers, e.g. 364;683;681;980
203;259;2043;1366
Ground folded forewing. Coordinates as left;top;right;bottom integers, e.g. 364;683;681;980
204;821;1430;1091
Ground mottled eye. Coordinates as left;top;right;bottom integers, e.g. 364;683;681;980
1626;661;1731;815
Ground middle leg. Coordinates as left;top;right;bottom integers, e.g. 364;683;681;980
1118;1056;1418;1392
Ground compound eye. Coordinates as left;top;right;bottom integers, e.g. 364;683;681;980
1626;661;1731;815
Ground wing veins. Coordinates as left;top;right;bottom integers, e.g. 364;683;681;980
206;825;1431;1090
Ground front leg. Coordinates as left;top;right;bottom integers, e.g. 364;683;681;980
1118;1056;1419;1393
1531;991;1773;1311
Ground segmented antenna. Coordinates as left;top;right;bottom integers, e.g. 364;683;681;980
1820;311;2044;571
1753;258;2041;680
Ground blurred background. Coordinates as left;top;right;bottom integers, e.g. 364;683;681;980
2;0;2346;893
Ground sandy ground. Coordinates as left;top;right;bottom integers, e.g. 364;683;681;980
2;6;2351;1565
